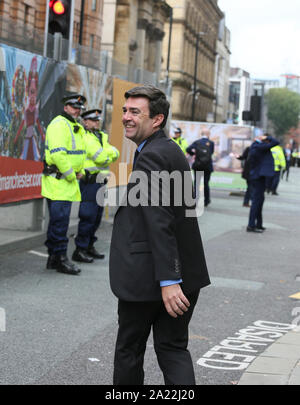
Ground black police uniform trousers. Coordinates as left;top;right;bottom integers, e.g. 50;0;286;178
75;180;104;249
45;199;72;255
113;289;200;385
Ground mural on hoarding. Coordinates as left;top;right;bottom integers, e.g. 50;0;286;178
0;45;68;204
171;121;254;190
0;46;48;161
0;44;115;204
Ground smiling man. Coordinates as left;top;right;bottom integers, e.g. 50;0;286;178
109;86;210;385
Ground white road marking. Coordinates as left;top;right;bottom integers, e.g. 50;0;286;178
29;250;48;258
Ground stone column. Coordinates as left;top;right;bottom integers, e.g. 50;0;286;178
136;18;148;82
147;26;164;79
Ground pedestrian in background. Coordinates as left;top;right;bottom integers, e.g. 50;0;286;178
109;85;210;385
72;109;120;263
186;129;214;207
171;127;188;154
42;94;87;275
247;133;279;233
235;146;252;207
266;144;286;195
282;143;292;181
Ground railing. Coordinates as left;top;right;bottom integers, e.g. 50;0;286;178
0;15;44;55
0;15;165;89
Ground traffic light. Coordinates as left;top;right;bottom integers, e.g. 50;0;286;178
48;0;72;39
242;111;253;122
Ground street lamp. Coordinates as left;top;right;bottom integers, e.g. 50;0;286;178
191;31;207;121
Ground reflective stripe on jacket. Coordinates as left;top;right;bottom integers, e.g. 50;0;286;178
84;130;120;178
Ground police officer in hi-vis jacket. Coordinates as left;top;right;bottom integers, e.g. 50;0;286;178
42;94;87;275
72;109;120;263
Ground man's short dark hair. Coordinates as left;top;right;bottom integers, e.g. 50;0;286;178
124;85;170;129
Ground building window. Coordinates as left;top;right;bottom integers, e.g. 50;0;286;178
92;0;97;11
24;5;30;25
90;34;95;50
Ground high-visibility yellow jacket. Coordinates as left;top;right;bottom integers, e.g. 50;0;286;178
41;114;86;201
172;136;188;154
271;145;286;172
83;130;120;182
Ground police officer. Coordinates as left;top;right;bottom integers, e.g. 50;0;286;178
72;109;120;263
172;127;188;154
42;94;87;275
247;133;279;233
266;144;286;195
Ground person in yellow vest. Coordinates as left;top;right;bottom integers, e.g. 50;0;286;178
72;109;120;263
172;127;188;154
266;144;286;195
292;149;300;167
42;94;87;275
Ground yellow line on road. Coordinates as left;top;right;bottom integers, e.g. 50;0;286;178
289;292;300;300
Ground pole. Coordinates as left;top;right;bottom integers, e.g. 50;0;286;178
79;0;85;45
192;33;199;121
166;8;173;87
68;0;75;62
78;0;85;64
43;0;51;57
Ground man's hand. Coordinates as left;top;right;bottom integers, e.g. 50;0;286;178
161;284;190;318
76;172;84;180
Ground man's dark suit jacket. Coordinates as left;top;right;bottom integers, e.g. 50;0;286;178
248;136;279;180
109;130;210;302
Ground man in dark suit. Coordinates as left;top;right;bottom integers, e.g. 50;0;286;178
186;129;214;207
247;133;279;233
109;86;210;385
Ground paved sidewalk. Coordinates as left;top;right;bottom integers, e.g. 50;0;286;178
1;168;300;385
238;329;300;385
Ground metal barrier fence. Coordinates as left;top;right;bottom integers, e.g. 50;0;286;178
0;15;165;89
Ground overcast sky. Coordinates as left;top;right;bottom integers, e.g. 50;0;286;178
218;0;300;79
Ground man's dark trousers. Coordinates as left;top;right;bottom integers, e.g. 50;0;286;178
193;170;211;206
113;290;200;385
248;177;266;228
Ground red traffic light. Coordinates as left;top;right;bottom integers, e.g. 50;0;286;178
50;1;66;15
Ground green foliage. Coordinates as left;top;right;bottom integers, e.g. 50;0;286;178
265;88;300;138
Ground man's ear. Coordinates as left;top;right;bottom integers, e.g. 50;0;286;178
153;114;164;129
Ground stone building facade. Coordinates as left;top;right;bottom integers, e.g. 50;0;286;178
162;0;223;122
214;19;231;123
101;0;171;83
0;0;104;55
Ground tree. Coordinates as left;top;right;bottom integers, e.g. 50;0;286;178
265;88;300;140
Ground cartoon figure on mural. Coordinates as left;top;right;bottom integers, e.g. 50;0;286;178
8;64;27;157
13;56;44;161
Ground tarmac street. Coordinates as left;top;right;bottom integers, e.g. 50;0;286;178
0;168;300;385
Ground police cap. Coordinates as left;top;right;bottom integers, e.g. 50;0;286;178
62;94;87;109
174;127;182;134
81;109;102;121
